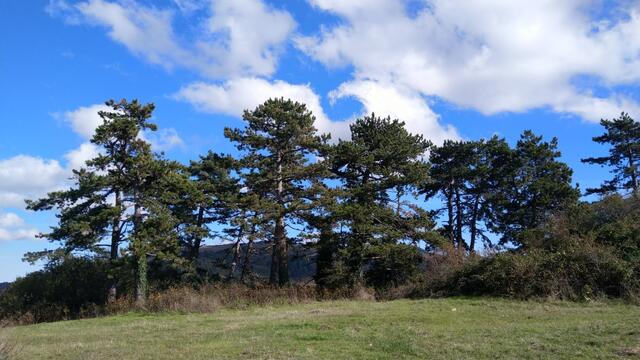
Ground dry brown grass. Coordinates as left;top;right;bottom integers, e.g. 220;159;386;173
1;283;377;326
105;283;373;315
0;324;17;360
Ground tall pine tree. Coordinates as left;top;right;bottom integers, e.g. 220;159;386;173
27;99;179;303
323;114;437;287
225;98;329;286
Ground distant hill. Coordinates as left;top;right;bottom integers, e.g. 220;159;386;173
198;242;317;282
0;282;11;293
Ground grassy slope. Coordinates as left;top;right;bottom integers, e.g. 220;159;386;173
5;298;640;359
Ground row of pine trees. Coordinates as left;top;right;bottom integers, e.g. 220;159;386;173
26;98;640;303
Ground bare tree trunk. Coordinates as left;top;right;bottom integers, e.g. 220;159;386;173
108;190;121;303
136;252;148;307
230;223;245;279
190;206;205;260
269;241;279;285
134;200;147;306
454;188;466;251
446;186;455;247
276;216;289;286
240;224;256;282
629;155;638;198
469;196;480;253
270;153;289;286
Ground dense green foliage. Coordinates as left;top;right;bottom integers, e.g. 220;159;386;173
0;258;110;322
317;114;437;288
3;100;639;323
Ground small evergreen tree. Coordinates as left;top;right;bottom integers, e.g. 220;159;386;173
582;112;640;198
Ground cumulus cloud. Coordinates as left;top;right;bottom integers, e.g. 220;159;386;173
174;77;459;143
0;212;39;242
60;102;184;151
64;142;101;171
0;212;25;228
48;0;296;78
62;104;110;139
174;77;351;140
0;156;67;208
48;0;458;142
142;128;185;152
0;103;182;208
296;0;640;121
329;80;459;144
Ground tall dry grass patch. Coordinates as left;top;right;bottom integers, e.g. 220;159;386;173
107;284;327;314
0;324;17;360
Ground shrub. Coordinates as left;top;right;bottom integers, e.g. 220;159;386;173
0;257;110;323
415;243;637;300
365;243;422;289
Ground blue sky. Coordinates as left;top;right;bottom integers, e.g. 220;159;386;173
1;0;639;282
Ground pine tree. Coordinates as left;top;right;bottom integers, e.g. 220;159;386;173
582;112;640;198
165;152;239;267
494;130;579;247
324;113;436;287
422;140;475;251
27;99;179;304
224;98;330;286
467;136;513;252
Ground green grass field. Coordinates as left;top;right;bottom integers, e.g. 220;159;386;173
4;298;640;359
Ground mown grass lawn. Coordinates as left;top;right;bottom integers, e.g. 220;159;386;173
4;298;640;359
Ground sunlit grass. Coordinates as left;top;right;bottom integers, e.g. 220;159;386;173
6;298;640;359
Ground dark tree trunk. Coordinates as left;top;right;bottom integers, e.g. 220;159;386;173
270;155;289;286
314;219;334;287
629;155;638;198
108;190;121;303
240;224;256;282
454;187;465;251
230;223;245;279
276;216;289;286
189;206;205;260
469;196;480;253
134;200;147;306
446;186;455;247
269;240;279;285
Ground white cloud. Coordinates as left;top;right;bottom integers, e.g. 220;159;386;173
75;0;188;70
0;212;25;228
62;104;110;139
0;228;39;242
64;142;101;170
49;0;296;78
0;146;103;208
297;0;640;122
0;212;39;242
61;102;183;152
174;77;351;140
175;77;459;143
0;156;67;208
142;128;185;152
329;80;459;144
46;0;82;24
200;0;296;77
0;102;183;208
172;0;205;13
